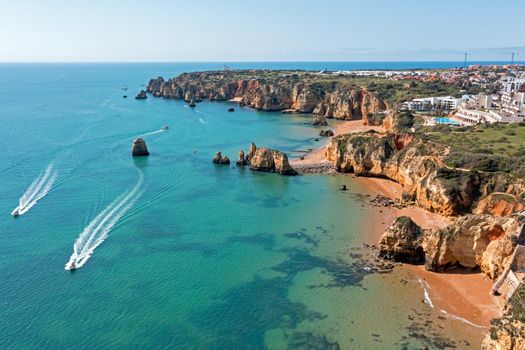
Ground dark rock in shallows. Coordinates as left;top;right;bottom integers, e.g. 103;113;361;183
320;129;334;137
135;90;147;100
123;95;128;99
132;138;149;156
228;107;235;112
340;184;347;191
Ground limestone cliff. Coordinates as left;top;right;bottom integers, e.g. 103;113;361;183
326;132;525;216
146;71;388;121
379;214;523;278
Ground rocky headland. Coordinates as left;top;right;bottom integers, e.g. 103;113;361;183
146;70;388;122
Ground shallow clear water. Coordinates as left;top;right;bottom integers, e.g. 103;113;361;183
0;63;483;349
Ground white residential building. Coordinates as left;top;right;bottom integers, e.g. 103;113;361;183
502;78;525;93
402;96;462;111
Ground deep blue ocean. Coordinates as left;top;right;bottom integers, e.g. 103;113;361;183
0;62;500;349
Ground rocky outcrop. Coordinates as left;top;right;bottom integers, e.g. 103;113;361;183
135;90;147;100
379;216;425;264
483;284;525;350
475;193;525;217
379;214;523;278
212;152;230;165
132;138;149;156
250;148;297;175
236;150;247;165
319;129;334;137
313;115;328;126
326;132;525;216
146;71;388;122
422;215;522;275
246;143;257;163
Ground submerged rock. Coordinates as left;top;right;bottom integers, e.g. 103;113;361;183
212;151;230;165
135;90;147;99
379;216;425;264
250;147;297;175
132;138;149;156
228;107;235;112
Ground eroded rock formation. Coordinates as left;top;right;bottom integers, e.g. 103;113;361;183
146;71;388;121
212;151;230;165
132;138;149;156
326;132;525;216
249;147;297;175
379;216;425;264
379;214;523;278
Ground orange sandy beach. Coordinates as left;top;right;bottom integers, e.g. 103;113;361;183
293;118;501;330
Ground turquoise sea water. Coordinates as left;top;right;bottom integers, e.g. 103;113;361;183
0;63;488;349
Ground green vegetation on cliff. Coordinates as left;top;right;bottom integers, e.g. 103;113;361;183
421;123;525;178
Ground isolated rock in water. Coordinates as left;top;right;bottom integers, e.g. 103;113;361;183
246;142;257;162
319;129;334;137
313;115;328;126
132;138;149;156
228;107;235;112
249;147;297;175
236;150;247;165
135;90;147;99
212;151;230;165
379;216;425;264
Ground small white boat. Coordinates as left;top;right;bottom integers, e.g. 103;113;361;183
121;85;128;91
162;125;169;130
67;261;77;271
11;207;20;217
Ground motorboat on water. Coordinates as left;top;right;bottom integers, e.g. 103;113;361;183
68;261;77;271
162;125;169;130
11;207;20;217
121;85;128;91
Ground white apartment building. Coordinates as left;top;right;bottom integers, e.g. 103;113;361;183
402;96;462;111
502;78;525;93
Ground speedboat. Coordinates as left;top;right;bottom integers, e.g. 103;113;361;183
68;261;77;271
162;125;169;130
11;207;20;217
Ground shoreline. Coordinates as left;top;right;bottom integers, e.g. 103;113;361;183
356;176;501;329
290;119;384;173
291;118;501;338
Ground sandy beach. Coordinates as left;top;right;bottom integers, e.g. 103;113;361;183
357;176;501;328
291;119;384;169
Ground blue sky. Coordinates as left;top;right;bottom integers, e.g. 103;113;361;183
0;0;523;62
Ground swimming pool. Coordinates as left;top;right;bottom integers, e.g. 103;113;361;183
433;117;461;125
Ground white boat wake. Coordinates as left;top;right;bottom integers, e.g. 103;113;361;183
12;163;58;216
65;170;144;270
141;129;166;137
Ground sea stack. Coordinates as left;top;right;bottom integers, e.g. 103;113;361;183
135;90;147;99
212;151;230;165
132;138;149;156
236;150;247;165
313;115;328;126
